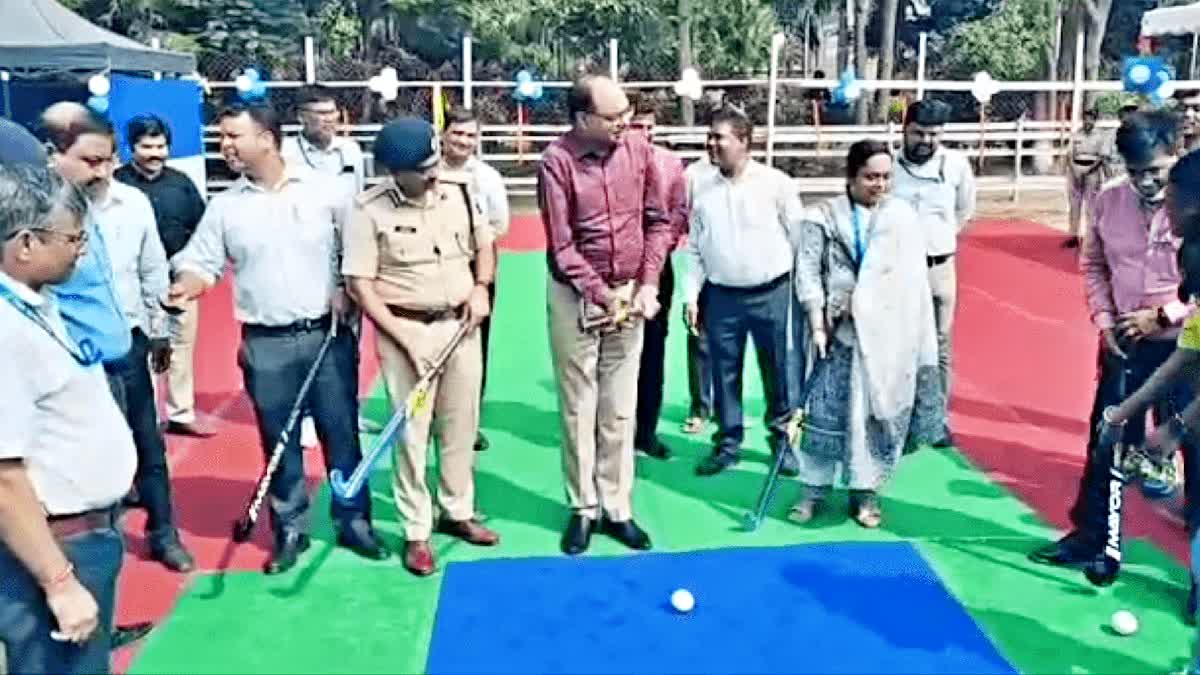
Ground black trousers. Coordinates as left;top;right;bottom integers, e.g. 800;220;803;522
1069;338;1199;536
634;257;675;446
105;329;178;550
703;274;802;456
239;318;371;545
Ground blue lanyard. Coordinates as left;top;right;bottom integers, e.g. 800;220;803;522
0;284;103;366
851;205;868;270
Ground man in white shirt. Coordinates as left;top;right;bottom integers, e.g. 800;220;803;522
281;87;373;439
686;107;804;477
0;162;135;675
440;105;510;452
168;103;386;574
40;107;194;573
891;100;977;444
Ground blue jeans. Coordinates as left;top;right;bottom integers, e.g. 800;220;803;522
0;521;123;674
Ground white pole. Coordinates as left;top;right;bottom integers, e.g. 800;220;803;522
767;32;785;166
463;35;474;110
609;39;619;80
304;36;316;84
916;32;927;100
151;37;162;80
1070;29;1085;135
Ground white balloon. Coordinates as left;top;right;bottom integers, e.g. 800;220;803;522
88;74;110;97
235;74;252;92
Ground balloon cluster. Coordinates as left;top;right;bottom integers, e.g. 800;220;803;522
674;67;702;101
514;70;544;102
368;67;400;102
1123;56;1175;105
234;68;268;102
830;67;862;107
86;74;110;114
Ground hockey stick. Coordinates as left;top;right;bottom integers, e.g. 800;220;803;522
1084;341;1134;587
329;319;471;502
742;410;803;531
232;317;339;543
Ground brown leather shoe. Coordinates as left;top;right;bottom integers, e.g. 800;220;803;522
437;518;500;546
404;541;436;576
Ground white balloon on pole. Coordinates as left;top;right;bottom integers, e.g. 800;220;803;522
971;72;1000;104
88;74;110;97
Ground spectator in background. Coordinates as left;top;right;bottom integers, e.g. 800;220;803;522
1064;107;1115;249
440;105;510;453
1176;90;1200;154
0;161;132;675
626;93;688;460
114;114;212;439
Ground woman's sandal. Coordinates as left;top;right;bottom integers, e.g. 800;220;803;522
787;497;824;524
851;493;883;529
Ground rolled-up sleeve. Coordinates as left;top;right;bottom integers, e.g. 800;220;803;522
538;154;609;305
170;198;226;285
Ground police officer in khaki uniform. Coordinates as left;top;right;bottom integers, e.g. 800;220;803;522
342;118;499;577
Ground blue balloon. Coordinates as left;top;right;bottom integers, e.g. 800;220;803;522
514;70;544;102
1123;56;1173;104
86;95;109;114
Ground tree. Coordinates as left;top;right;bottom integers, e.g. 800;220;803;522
943;0;1053;81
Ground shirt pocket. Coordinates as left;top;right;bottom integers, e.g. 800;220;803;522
379;225;435;267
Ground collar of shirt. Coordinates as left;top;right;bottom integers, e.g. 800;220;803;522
0;268;46;307
897;148;947;180
92;182;129;213
563;131;619;160
231;166;307;194
390;179;442;210
298;133;349;156
713;159;766;186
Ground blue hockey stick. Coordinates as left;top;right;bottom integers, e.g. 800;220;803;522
330;320;471;501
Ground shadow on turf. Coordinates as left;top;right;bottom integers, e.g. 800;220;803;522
968;229;1083;277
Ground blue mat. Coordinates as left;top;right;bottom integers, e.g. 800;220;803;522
426;542;1016;674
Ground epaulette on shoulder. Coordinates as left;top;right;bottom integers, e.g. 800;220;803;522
355;181;397;207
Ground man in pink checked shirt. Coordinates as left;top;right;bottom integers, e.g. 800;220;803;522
1030;110;1199;572
538;75;677;557
626;93;689;461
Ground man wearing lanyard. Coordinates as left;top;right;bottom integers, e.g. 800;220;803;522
0;162;135;675
40;106;195;574
890;100;977;444
281;86;375;438
684;107;804;478
439;106;510;453
114;114;213;439
168;103;386;574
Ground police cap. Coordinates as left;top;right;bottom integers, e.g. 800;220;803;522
373;117;440;172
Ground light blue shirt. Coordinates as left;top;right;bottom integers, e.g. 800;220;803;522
51;216;131;364
91;181;170;339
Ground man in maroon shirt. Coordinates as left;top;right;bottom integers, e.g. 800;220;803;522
539;75;676;556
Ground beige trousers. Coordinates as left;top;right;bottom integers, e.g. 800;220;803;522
547;278;643;521
377;317;482;542
928;259;957;401
164;299;200;424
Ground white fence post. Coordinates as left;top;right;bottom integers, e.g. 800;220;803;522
916;32;927;100
1070;30;1085;137
304;36;316;84
463;36;474;110
609;39;619;81
766;33;785;166
1013;115;1025;202
151;37;162;80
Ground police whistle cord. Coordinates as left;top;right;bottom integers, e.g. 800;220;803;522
232;318;340;543
1084;346;1134;587
329;319;471;502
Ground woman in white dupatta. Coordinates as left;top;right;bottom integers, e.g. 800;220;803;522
789;140;945;527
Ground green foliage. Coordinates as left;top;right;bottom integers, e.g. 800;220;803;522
316;0;361;59
941;0;1053;80
691;0;782;76
201;0;310;69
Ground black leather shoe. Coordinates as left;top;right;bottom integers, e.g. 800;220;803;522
264;531;311;575
696;452;738;476
112;622;153;649
636;437;671;459
336;520;389;560
561;515;593;555
151;540;196;573
602;518;652;550
1028;532;1098;567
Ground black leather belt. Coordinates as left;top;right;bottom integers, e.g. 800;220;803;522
927;253;955;267
707;272;789;294
388;305;462;323
242;313;332;337
47;506;119;540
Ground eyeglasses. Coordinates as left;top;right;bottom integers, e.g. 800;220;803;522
30;228;88;247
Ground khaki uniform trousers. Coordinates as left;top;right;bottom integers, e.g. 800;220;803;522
164;299;200;424
377;316;482;542
547;278;643;522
